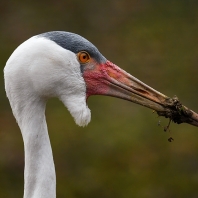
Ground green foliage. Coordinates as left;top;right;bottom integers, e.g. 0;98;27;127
1;0;198;197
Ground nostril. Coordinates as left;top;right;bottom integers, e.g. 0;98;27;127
133;87;150;95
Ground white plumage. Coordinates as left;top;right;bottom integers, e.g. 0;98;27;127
5;36;91;127
5;35;91;198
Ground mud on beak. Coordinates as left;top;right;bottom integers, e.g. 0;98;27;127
83;60;198;127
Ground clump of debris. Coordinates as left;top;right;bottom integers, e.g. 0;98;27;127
157;96;198;126
156;96;198;142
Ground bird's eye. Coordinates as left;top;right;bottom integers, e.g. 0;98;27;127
77;51;90;63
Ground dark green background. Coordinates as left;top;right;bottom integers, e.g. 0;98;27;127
1;0;198;197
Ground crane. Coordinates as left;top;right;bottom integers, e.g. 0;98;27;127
4;31;198;198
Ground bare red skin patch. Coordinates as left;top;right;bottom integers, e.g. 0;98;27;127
83;60;124;99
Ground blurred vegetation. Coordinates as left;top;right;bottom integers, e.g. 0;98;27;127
1;0;198;197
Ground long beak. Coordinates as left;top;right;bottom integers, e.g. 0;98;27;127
83;60;198;127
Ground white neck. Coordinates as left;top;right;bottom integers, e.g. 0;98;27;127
4;36;92;198
18;98;56;198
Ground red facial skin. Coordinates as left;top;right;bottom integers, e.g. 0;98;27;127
83;60;118;98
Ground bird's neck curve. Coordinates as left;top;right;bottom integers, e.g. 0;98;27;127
15;98;56;198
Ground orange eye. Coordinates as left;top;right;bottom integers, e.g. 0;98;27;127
78;51;90;63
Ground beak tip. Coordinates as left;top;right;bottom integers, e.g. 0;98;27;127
157;102;198;127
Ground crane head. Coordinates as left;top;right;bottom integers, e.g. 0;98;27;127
5;31;198;127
